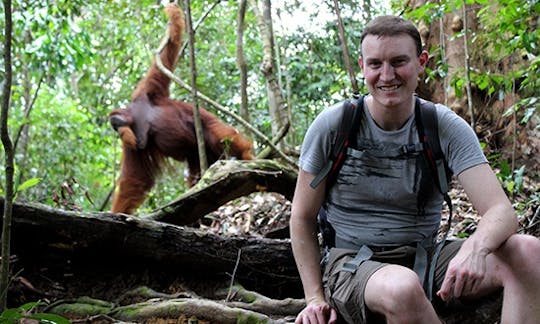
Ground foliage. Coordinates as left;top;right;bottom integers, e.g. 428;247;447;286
0;302;70;324
1;0;390;212
475;0;540;122
495;160;525;196
405;0;540;206
408;0;540;124
3;85;115;210
1;0;538;212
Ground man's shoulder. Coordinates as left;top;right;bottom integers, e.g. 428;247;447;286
313;100;354;129
416;97;462;125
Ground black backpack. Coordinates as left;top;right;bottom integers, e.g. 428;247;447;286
310;95;453;248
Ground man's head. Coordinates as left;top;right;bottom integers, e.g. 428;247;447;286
358;15;428;116
360;15;423;56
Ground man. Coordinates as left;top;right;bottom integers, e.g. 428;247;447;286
290;15;540;324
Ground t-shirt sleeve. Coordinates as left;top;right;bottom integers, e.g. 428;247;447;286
298;103;343;175
437;104;488;176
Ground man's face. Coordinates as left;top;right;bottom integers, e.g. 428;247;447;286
359;34;428;109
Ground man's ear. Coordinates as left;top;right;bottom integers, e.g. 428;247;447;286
358;56;364;70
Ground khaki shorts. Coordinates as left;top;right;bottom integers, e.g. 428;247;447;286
322;240;463;324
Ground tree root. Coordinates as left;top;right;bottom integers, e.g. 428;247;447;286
45;285;302;323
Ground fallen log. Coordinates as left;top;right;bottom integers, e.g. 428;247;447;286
144;159;297;225
2;200;299;291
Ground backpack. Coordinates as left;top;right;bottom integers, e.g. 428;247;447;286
310;94;454;299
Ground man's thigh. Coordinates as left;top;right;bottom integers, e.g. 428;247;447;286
322;248;383;323
322;247;416;323
434;239;464;291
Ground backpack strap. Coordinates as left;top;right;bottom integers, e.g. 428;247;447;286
415;98;450;195
312;96;363;249
414;97;454;300
310;96;363;189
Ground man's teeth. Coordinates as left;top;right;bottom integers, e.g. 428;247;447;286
379;85;399;90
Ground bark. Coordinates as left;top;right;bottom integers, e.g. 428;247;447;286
415;2;480;121
2;198;299;287
2;160;299;283
249;0;290;150
184;0;208;173
236;0;250;125
145;159;297;225
216;284;305;316
1;0;14;311
332;0;359;95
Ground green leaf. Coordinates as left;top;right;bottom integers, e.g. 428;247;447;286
17;302;42;311
0;308;22;322
17;178;42;192
499;160;511;178
513;165;525;192
506;180;515;195
521;107;537;124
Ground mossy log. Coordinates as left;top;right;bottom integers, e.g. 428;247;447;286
144;159;297;225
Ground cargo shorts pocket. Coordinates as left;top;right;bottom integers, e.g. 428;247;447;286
322;248;364;323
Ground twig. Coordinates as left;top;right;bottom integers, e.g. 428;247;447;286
178;0;221;58
226;248;242;302
526;207;540;231
462;3;475;129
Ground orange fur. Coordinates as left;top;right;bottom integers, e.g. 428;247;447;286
109;3;254;214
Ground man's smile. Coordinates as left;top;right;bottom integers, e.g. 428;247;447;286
378;84;401;91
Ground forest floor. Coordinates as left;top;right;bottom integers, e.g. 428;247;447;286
202;176;540;240
8;175;540;323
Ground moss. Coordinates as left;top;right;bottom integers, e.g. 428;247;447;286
49;302;112;317
236;313;268;324
76;296;114;308
240;291;257;304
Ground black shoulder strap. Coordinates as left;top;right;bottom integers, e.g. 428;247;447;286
310;96;363;189
414;98;451;195
414;98;456;300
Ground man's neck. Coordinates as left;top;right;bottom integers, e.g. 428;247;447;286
365;95;415;131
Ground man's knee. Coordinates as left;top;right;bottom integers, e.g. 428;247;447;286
368;266;428;315
503;234;540;273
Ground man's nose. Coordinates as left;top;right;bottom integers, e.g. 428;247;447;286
380;63;395;81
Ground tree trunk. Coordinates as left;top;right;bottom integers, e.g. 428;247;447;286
1;0;15;311
249;0;290;150
184;0;208;174
236;0;250;125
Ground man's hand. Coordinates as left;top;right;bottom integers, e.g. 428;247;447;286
437;241;490;301
295;299;338;324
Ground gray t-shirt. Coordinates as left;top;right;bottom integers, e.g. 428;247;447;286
299;97;487;246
